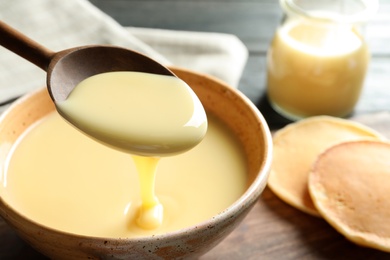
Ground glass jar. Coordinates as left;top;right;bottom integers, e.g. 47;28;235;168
266;0;378;120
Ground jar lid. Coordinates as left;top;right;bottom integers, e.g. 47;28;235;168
280;0;379;23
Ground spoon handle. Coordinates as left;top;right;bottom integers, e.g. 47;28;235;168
0;20;54;71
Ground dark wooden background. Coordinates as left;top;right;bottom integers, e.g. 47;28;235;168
1;0;390;259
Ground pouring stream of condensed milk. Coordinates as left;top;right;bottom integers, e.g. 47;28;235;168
0;21;208;229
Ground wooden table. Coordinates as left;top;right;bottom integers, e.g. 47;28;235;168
1;0;390;259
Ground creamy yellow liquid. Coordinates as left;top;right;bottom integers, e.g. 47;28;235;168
2;112;247;238
267;18;369;120
56;71;208;157
132;156;163;229
54;71;208;229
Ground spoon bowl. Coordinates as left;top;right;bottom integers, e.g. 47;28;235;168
48;46;174;101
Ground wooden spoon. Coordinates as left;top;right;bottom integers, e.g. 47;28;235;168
0;20;174;102
0;20;207;156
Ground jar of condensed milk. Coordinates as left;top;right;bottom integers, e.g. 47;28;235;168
266;0;378;120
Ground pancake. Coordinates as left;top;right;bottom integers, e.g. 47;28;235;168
308;140;390;252
268;116;384;216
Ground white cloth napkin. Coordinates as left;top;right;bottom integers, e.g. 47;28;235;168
0;0;248;111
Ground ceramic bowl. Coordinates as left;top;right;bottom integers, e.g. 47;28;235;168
0;67;272;259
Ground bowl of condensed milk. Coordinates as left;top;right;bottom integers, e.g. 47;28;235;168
0;67;272;259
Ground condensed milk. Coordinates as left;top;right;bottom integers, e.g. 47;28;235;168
56;71;208;156
2;110;246;238
54;71;209;230
266;0;377;120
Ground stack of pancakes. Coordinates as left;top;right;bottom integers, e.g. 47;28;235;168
268;116;390;252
